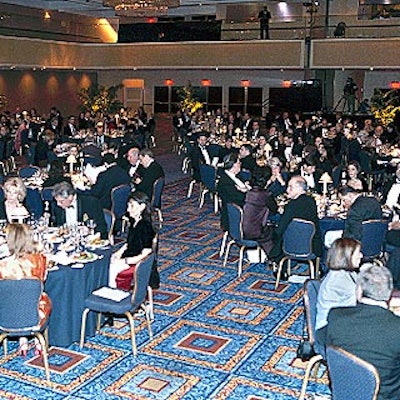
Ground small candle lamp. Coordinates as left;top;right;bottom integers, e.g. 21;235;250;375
319;172;333;197
66;154;77;175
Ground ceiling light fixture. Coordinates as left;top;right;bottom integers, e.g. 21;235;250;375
103;0;180;17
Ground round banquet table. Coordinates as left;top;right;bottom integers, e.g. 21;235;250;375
44;247;111;347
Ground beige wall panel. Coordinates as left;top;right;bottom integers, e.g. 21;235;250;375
311;39;400;69
0;36;304;69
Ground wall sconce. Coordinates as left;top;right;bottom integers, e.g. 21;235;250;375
241;80;250;87
43;11;51;20
165;79;174;86
282;80;292;88
201;79;211;87
390;81;400;90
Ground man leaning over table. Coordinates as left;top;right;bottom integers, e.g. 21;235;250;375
324;185;382;248
52;181;108;239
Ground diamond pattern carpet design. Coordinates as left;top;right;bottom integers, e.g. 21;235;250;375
0;178;331;399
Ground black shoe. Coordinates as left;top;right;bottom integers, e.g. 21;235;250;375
101;316;114;328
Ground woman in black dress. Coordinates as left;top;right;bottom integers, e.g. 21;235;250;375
109;191;158;290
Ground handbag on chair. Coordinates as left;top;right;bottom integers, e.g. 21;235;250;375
115;265;136;291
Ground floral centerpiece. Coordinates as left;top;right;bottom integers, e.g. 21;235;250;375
77;83;123;117
371;88;400;125
177;81;203;113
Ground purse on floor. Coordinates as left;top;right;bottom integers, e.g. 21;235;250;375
296;321;316;361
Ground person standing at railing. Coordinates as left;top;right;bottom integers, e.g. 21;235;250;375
258;6;272;40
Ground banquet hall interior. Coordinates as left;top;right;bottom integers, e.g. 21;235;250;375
0;0;400;399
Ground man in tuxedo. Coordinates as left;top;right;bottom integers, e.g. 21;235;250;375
90;153;130;210
52;181;108;239
295;156;323;193
341;185;382;241
326;264;400;400
191;132;212;182
124;145;142;179
63;115;78;137
269;176;322;270
134;148;164;199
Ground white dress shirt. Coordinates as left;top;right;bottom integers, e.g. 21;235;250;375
65;197;78;226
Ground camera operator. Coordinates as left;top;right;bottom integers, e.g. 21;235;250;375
343;77;358;114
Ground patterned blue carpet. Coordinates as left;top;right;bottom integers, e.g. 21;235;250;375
0;178;331;399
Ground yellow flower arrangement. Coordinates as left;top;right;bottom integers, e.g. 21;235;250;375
371;88;400;125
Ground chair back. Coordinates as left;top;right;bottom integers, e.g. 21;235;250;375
131;253;155;309
19;166;40;178
111;184;131;219
359;150;373;174
0;279;42;332
361;219;388;260
200;164;218;192
41;186;55;202
303;279;324;355
332;165;341;188
283;218;315;258
103;208;115;244
239;169;251;182
227;203;245;241
25;188;43;219
327;345;380;400
151;177;164;210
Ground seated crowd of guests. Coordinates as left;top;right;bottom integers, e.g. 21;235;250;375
0;105;156;166
180;108;400;399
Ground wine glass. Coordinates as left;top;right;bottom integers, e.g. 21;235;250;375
86;219;96;236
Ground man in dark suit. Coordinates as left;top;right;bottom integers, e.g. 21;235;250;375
341;185;382;241
239;144;257;173
52;181;108;239
82;134;102;166
90;153;130;210
326;264;400;400
62;115;78;137
190;132;212;182
269;176;322;268
134;148;165;199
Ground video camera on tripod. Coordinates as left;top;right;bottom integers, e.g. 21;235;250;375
343;77;357;96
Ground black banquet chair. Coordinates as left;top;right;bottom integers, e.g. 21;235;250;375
110;184;131;234
199;164;219;214
327;345;380;400
299;279;326;400
151;177;164;229
360;219;388;265
0;278;51;381
80;252;155;356
274;218;320;290
223;203;262;277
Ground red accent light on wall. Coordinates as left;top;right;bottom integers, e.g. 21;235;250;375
390;81;400;90
241;80;250;87
165;79;174;86
201;79;211;87
146;17;157;23
282;80;292;88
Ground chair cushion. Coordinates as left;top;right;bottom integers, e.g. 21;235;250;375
84;292;138;315
236;239;259;248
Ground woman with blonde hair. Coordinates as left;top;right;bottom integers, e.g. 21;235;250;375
0;223;52;356
0;177;29;222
